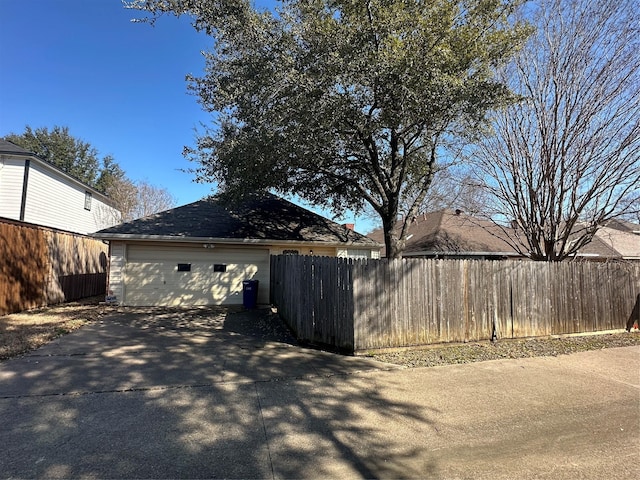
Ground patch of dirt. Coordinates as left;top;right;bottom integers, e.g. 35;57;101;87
0;296;108;360
370;332;640;367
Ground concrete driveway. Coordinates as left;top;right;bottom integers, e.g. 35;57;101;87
0;307;638;479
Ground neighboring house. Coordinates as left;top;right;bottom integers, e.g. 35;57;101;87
367;209;523;259
94;194;381;306
367;209;640;261
556;218;640;261
573;233;623;261
604;218;640;235
0;139;120;234
586;225;640;261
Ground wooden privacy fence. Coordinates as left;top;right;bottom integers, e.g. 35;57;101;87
0;219;108;315
270;255;640;353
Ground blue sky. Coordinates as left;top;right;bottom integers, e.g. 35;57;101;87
0;0;377;233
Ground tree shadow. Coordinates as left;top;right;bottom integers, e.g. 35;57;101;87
0;306;439;478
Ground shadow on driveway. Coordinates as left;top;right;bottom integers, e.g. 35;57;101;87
3;307;636;479
0;306;436;479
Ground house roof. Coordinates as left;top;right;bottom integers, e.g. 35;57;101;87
575;233;623;259
592;227;640;259
0;139;34;155
95;193;381;247
368;209;640;260
604;218;640;235
367;209;521;257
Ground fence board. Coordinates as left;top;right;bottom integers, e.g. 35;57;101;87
270;255;640;353
1;219;108;315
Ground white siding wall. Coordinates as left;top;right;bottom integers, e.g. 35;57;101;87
108;242;126;303
23;161;119;234
0;158;26;220
124;244;270;306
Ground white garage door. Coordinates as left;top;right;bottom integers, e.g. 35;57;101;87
125;245;270;306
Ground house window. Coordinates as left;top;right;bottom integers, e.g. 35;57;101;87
343;249;371;259
177;263;191;272
214;264;227;272
84;191;92;211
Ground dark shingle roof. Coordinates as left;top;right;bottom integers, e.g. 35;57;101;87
604;218;640;234
0;139;35;155
96;194;379;246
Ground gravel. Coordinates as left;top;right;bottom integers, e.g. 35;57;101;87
370;332;640;367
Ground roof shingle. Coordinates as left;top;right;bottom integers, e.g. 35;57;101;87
368;210;640;260
96;194;379;246
0;139;35;156
367;210;520;256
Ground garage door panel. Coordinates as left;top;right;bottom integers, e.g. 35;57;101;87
125;245;269;306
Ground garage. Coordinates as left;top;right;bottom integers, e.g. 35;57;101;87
124;245;270;306
96;194;381;307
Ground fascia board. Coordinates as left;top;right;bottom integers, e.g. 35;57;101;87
92;233;382;248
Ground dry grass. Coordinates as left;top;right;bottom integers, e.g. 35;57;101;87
0;296;106;360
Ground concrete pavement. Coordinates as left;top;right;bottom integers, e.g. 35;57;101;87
0;307;638;479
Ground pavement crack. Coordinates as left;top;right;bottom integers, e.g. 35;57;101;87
0;383;222;399
0;372;327;399
255;382;276;480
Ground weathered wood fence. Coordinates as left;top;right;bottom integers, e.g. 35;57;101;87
270;255;640;353
0;219;108;315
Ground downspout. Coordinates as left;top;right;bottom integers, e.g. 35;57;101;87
19;159;31;221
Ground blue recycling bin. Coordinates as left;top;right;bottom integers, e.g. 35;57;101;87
242;280;259;309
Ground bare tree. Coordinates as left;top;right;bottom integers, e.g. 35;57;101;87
473;0;640;261
101;178;175;223
412;167;489;216
105;177;139;223
618;193;640;224
360;168;489;232
132;180;176;220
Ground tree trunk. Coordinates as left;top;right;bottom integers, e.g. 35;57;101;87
382;213;404;259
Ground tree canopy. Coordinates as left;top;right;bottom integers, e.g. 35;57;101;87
127;0;530;258
4;126;104;188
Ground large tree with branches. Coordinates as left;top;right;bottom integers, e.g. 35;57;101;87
127;0;529;258
473;0;640;261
